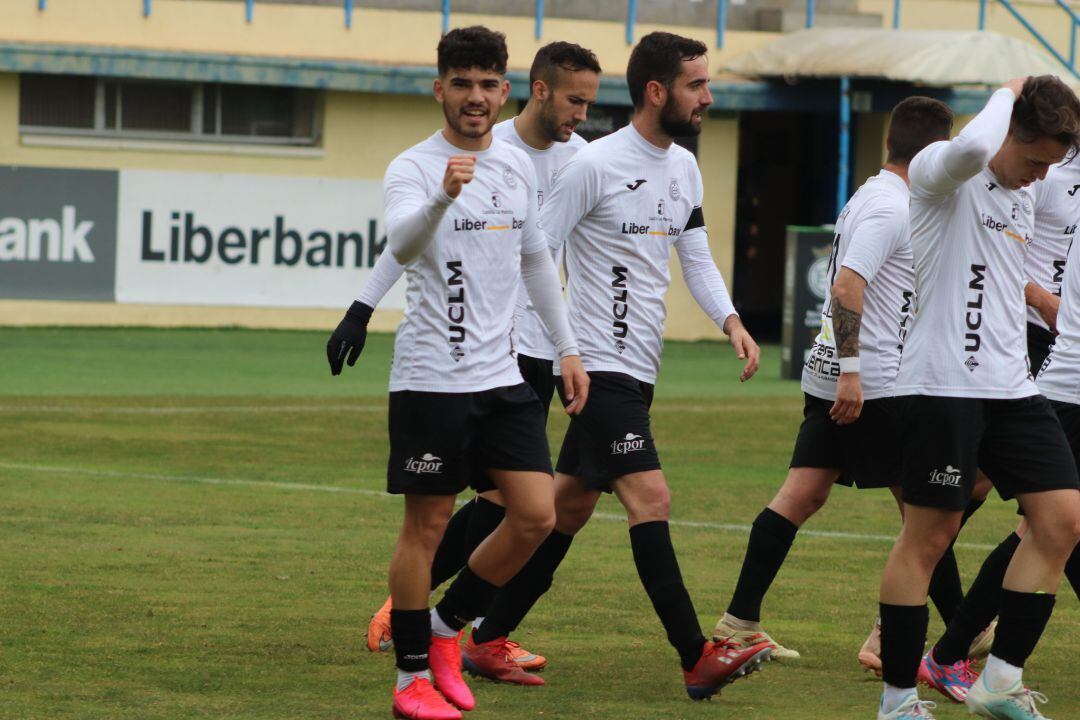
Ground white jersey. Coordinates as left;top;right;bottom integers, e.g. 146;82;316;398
894;90;1038;399
542;123;725;384
1036;228;1080;402
1026;162;1080;329
493;118;587;361
385;131;545;393
802;169;914;401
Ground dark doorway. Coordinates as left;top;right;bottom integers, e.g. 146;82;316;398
733;111;836;341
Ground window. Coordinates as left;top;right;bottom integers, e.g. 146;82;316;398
19;74;321;146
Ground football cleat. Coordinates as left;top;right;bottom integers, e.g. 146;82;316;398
428;633;475;711
367;595;393;653
683;638;772;700
462;634;545;686
713;613;800;660
965;674;1051;719
919;652;978;703
968;621;997;661
859;618;883;676
877;691;938;719
392;677;462;720
505;638;547;671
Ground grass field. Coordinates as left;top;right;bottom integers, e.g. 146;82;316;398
1;327;1076;720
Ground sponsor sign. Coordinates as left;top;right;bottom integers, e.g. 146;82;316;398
116;170;401;308
781;226;835;380
0;166;118;301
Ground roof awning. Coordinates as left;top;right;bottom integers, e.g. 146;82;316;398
724;28;1074;87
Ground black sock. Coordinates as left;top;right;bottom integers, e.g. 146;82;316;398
472;531;573;644
880;603;929;689
391;608;431;672
927;499;983;625
430;498;505;590
932;532;1021;665
991;589;1055;668
725;507;798;623
629;521;707;672
429;498;476;590
434;566;499;632
1066;543;1080;603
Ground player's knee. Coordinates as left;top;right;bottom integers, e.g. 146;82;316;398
555;503;593;535
507;505;556;543
625;484;671;523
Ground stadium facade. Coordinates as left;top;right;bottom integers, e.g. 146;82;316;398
0;0;1073;339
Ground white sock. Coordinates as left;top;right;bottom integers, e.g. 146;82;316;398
881;685;916;714
472;616;485;630
396;668;431;692
983;654;1023;691
430;607;459;638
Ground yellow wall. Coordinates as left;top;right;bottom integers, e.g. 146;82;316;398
0;0;777;77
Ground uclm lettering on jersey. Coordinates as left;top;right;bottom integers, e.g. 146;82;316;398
611;265;629;347
138;211;385;268
965;263;987;355
446;260;467;358
0;206;95;262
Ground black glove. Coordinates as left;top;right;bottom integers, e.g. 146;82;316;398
327;301;374;376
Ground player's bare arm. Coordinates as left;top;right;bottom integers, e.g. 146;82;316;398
829;267;868;425
1025;280;1061;332
722;313;760;382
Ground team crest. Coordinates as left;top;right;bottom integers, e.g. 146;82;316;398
669;178;681;201
503;165;517;188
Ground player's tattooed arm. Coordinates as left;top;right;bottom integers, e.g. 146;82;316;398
832;298;862;359
829;267;867;426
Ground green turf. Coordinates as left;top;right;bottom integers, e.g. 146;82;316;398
0;327;1076;719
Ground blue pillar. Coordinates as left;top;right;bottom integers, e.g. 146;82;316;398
893;0;900;28
717;0;728;48
806;0;815;28
37;0;45;10
979;0;987;29
442;0;450;34
626;0;637;45
837;76;851;217
535;0;543;39
345;0;353;29
245;0;254;23
144;0;151;17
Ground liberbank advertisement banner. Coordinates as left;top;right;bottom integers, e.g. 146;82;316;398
0;165;405;309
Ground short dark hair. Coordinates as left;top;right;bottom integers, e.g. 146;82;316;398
886;96;954;164
626;31;707;109
437;26;508;77
1012;75;1080;155
528;41;601;89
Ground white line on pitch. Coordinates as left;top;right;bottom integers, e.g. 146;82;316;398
0;404;384;415
0;461;996;550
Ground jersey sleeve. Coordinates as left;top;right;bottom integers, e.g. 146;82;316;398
839;199;908;286
517;157;547;256
909;88;1016;199
539;151;604;252
356;248;405;307
383;154;453;263
673;165;736;325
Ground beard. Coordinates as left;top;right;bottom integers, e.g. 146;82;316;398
659;98;702;138
537;99;568;143
443;103;492;139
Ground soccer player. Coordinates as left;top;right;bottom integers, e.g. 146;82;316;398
915;153;1080;707
459;31;770;701
875;76;1080;720
331;41;601;677
327;26;589;720
710;97;955;662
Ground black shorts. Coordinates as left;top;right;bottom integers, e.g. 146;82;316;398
555;371;661;492
386;384;553;495
1027;322;1056;377
788;394;902;489
897;394;1080;510
517;354;555;420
